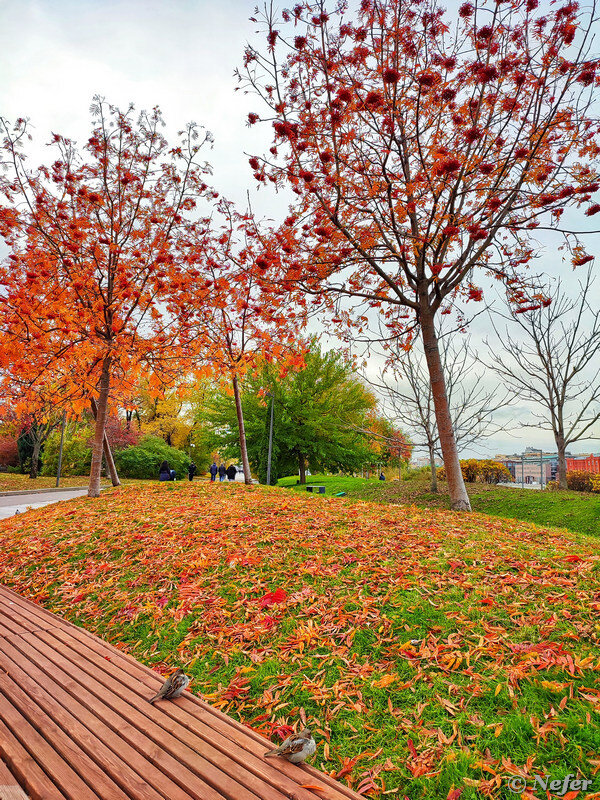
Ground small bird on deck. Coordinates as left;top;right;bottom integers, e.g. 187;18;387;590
149;668;190;703
264;728;316;764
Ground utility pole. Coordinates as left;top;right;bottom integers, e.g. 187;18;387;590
521;454;525;488
266;392;274;486
540;450;544;489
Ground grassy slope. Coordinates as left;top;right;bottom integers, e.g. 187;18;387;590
0;482;599;798
0;474;107;492
279;475;600;537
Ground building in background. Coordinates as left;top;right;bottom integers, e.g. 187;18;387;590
411;455;442;469
495;447;562;486
566;453;600;473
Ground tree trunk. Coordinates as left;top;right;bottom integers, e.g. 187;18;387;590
90;398;121;487
232;374;252;485
29;437;41;479
88;357;111;498
298;453;306;484
420;309;471;511
428;442;438;493
555;431;568;490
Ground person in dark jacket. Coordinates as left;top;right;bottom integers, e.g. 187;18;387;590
226;464;237;482
188;462;197;482
379;472;386;481
218;463;226;482
159;461;175;481
209;462;217;482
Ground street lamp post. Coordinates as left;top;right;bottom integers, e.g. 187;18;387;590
266;392;274;486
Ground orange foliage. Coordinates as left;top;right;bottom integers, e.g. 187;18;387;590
0;99;215;492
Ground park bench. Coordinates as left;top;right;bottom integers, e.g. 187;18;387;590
0;584;362;800
305;485;326;494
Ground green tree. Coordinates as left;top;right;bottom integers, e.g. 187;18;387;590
207;342;379;484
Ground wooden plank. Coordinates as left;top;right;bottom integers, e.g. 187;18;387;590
0;694;88;800
0;608;29;637
0;717;63;800
0;623;19;639
0;760;18;783
0;600;48;636
0;640;155;800
2;635;199;800
47;627;336;800
0;755;29;800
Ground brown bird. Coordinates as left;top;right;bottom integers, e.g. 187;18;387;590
264;728;316;764
149;668;190;703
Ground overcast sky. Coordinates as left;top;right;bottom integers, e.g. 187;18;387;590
1;0;598;460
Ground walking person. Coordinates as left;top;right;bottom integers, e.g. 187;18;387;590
188;461;197;482
226;464;237;482
209;462;217;482
218;463;226;482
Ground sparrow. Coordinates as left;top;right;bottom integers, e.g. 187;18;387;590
149;668;190;703
264;728;316;764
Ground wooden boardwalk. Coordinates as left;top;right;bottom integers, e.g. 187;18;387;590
0;585;362;800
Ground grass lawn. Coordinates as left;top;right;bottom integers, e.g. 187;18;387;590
1;483;599;797
0;473;101;492
279;475;600;537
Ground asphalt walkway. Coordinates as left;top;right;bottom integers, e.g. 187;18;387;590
0;489;89;520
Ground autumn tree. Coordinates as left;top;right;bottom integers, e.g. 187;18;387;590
360;413;412;478
178;201;304;484
241;0;600;510
0;98;214;496
487;266;600;489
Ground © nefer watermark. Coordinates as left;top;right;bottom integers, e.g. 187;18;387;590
507;773;594;796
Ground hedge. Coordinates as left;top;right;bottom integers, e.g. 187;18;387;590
113;437;191;480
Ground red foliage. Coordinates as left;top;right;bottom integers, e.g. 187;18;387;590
103;417;141;451
0;436;18;467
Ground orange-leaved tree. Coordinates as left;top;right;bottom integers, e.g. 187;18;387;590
177;201;305;484
0;98;215;496
240;0;600;510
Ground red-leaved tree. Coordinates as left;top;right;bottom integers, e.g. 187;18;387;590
0;98;215;496
178;201;305;483
240;0;600;510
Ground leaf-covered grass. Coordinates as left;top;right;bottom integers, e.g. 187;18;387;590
0;474;160;493
0;474;97;492
1;483;599;797
279;475;600;537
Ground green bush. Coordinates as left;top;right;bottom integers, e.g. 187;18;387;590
114;436;191;480
41;427;93;477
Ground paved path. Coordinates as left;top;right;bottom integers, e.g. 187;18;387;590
497;481;544;490
0;489;89;520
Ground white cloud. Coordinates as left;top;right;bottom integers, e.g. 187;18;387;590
0;0;283;216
